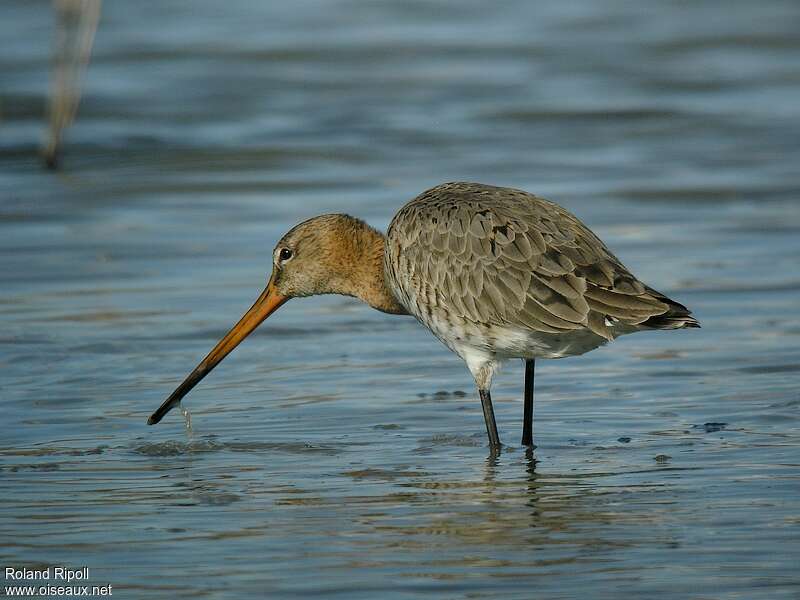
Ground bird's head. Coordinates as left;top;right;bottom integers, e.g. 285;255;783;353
269;213;371;299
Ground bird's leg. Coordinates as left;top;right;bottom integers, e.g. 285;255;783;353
522;359;535;447
479;389;501;448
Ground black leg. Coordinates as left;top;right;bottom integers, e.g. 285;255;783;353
522;359;535;447
479;388;501;448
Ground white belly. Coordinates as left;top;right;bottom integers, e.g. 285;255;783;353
416;305;606;358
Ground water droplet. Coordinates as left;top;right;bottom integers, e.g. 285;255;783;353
180;403;193;436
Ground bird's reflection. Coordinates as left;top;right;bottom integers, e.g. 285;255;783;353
523;446;541;516
480;443;541;524
484;445;500;476
482;444;538;481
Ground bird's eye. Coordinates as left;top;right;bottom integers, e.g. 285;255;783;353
279;248;293;262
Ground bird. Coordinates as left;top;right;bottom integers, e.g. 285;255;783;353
147;182;699;448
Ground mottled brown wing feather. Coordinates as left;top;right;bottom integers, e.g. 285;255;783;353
387;182;670;340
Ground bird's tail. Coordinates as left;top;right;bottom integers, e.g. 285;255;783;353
641;288;700;330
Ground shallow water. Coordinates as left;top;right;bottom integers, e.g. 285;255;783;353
2;1;799;598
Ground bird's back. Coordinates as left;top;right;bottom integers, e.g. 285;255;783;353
385;182;697;360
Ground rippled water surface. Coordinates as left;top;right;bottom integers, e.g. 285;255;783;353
2;1;799;598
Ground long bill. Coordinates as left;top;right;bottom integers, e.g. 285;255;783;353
147;279;288;425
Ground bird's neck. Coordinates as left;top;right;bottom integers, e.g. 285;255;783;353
333;222;408;315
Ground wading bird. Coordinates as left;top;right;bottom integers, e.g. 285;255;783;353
148;182;699;447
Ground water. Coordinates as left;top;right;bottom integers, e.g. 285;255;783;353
2;1;799;598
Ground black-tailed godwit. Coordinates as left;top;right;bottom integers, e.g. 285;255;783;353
148;182;699;448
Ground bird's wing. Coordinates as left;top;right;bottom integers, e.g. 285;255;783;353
387;182;669;340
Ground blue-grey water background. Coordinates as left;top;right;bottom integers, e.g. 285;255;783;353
2;1;799;598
